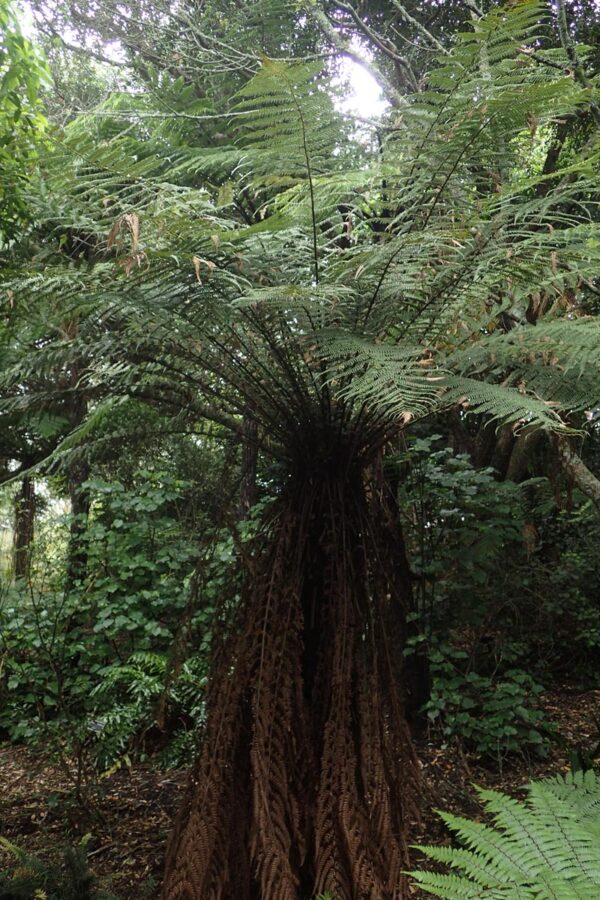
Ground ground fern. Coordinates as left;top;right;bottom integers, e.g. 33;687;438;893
410;770;600;898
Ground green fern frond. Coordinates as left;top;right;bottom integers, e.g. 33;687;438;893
233;58;347;281
447;317;600;416
323;334;445;422
2;0;599;471
543;770;600;821
234;58;341;185
410;772;600;898
441;376;567;429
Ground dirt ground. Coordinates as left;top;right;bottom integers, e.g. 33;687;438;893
1;684;599;898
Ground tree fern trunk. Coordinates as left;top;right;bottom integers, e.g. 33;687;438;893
164;460;419;900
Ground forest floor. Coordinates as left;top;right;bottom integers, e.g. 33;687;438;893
1;683;599;899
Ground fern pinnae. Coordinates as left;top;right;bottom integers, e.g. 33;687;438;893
435;810;534;880
525;783;600;880
411;844;510;888
478;787;581;878
409;868;512;899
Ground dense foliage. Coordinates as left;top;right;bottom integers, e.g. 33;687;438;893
0;0;599;897
0;1;48;242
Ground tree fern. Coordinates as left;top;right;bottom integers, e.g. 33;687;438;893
2;4;600;896
410;771;600;898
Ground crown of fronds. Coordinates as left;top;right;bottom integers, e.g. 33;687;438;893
410;769;600;898
2;0;600;473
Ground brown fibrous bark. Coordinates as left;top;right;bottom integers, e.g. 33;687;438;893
164;445;419;900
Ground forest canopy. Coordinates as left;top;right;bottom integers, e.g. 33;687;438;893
0;0;599;898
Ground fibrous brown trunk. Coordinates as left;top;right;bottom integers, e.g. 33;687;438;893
13;476;35;581
164;460;419;900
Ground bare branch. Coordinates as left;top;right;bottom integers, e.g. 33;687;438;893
308;4;406;108
389;0;448;55
334;1;420;90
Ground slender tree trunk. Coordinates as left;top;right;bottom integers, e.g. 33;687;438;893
382;453;431;729
65;347;90;590
489;423;515;478
164;462;419;900
13;476;35;581
65;456;90;590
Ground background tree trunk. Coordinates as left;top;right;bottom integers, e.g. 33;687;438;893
64;351;90;590
13;476;35;581
65;456;90;590
555;436;600;512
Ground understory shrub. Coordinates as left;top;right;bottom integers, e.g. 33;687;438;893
399;435;600;680
0;471;223;771
398;435;600;757
397;435;526;641
89;650;206;769
424;644;548;759
0;835;116;900
519;503;600;680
